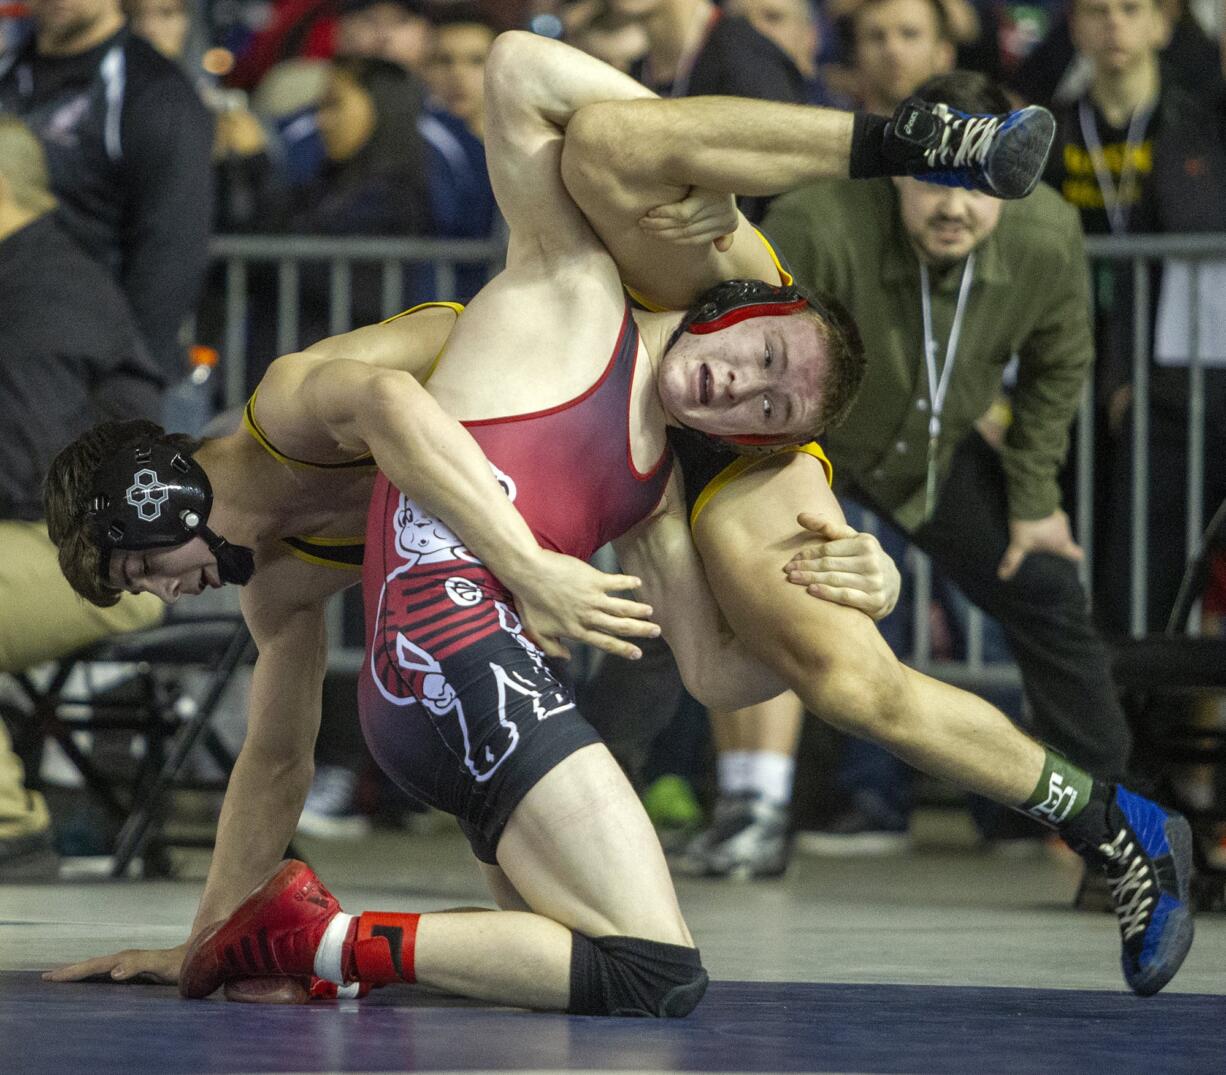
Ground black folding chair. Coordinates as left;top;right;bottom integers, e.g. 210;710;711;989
1111;499;1226;910
5;611;262;877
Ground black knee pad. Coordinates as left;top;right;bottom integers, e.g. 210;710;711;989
568;933;708;1017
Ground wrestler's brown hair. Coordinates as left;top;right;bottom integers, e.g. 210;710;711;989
43;420;201;608
804;289;866;436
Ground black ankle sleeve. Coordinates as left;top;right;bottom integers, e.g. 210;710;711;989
1058;780;1114;857
849;112;891;179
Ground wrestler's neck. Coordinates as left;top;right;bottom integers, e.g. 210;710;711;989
634;309;687;366
1090;54;1160;129
645;0;715;82
194;438;281;549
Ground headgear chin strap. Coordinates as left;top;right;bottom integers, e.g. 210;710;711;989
665;279;819;455
86;439;255;587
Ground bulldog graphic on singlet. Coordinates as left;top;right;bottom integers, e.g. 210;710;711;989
369;462;573;782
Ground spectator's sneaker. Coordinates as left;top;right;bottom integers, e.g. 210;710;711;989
642;774;704;853
1072;787;1195;996
180;860;341;998
671;793;791;879
795;791;912;857
887;98;1055;199
298;765;371;839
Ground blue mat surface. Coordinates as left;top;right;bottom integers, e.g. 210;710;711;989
0;973;1217;1073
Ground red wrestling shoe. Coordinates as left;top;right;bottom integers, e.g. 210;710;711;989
222;976;373;1003
180;860;343;999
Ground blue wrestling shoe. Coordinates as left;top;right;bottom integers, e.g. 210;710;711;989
887;98;1055;200
1090;787;1195;996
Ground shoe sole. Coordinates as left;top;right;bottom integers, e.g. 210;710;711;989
987;106;1056;199
179;859;304;999
1128;812;1195;997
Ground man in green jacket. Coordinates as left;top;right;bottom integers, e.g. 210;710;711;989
700;70;1130;863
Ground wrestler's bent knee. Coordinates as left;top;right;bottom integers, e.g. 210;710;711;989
568;933;708;1017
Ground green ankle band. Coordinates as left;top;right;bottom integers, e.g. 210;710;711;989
1022;750;1093;827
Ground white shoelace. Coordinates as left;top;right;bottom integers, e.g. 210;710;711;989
1099;829;1156;941
924;104;1002;169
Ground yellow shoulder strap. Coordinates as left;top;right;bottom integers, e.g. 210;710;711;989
691;442;833;529
383;300;466;384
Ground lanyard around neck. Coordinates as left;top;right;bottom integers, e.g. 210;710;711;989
920;252;975;517
1077;96;1155;235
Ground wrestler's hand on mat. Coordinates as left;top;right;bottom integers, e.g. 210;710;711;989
513;549;659;661
997;510;1083;581
783;513;901;620
43;942;188;986
639;188;738;252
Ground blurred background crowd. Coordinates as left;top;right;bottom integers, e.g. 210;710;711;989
2;0;1225;887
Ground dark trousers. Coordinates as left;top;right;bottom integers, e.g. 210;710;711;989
853;430;1132;782
1097;370;1226;637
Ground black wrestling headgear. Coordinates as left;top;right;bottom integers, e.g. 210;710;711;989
665;279;820;454
86;439;255;586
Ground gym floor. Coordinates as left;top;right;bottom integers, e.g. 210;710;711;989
2;817;1222;1074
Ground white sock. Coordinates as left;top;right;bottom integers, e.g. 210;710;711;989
718;751;754;795
313;911;355;983
745;751;795;806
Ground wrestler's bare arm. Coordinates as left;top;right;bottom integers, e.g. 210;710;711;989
189;554;341;936
45;552;350;984
249;308;459;463
300;304;458;373
483;30;651;268
560;82;854;306
613;472;787;710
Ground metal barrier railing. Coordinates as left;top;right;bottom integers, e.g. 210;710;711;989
902;232;1226;689
1084;233;1223;638
201;231;1226;686
206;233;508;411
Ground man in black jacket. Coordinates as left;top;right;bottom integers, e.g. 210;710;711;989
0;0;215;382
0;115;164;880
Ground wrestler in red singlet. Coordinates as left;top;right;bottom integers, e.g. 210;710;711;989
359;300;671;860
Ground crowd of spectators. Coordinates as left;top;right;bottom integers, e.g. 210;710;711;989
1;0;1225;876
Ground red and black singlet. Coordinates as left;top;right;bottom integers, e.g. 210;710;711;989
364;298;672;690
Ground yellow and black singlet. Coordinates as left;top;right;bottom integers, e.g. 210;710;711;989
667;427;833;530
242;391;372;571
243;301;463;571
